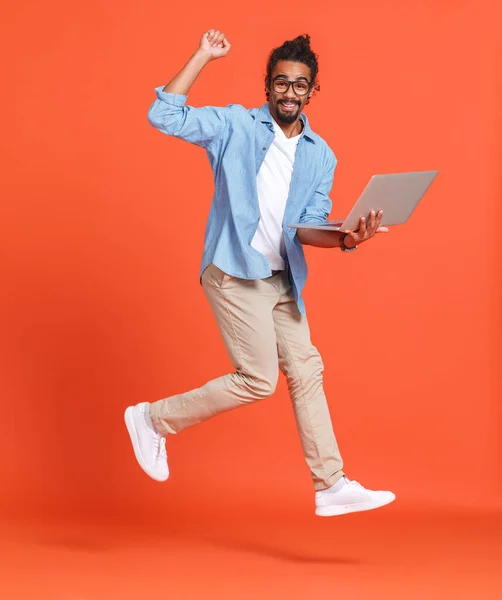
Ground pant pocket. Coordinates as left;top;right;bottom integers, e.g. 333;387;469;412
204;264;232;288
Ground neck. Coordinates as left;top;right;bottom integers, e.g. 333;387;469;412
275;116;303;138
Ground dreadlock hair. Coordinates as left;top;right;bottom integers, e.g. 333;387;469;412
265;34;320;103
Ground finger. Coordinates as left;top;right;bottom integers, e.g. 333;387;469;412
376;226;389;233
359;216;367;237
215;32;226;47
211;30;221;46
375;210;383;228
223;37;231;48
368;210;379;237
369;210;376;233
206;29;215;41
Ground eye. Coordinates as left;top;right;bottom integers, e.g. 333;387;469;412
295;82;309;92
274;80;288;89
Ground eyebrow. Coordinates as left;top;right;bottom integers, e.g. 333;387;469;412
273;73;311;82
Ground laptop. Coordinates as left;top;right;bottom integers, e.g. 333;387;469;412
288;170;438;232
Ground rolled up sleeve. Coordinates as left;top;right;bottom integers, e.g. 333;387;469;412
299;153;337;224
147;87;227;149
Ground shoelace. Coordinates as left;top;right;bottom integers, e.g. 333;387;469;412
154;436;167;461
316;477;364;499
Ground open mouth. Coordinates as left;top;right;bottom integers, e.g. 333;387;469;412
279;101;299;112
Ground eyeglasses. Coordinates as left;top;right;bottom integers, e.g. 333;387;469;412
272;77;312;96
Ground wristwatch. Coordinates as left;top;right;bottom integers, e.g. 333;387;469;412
340;233;358;253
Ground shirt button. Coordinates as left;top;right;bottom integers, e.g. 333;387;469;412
262;147;266;151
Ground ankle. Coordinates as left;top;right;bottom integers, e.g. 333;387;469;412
144;403;157;433
320;475;348;494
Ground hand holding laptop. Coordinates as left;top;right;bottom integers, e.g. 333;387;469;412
288;171;438;248
341;209;389;249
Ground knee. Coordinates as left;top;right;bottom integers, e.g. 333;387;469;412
239;370;278;400
284;348;324;390
303;351;324;379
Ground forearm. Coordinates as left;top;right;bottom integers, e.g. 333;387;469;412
297;229;354;248
163;49;212;95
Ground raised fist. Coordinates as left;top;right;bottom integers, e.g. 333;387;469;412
199;29;231;60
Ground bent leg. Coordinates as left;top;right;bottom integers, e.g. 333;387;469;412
151;265;280;435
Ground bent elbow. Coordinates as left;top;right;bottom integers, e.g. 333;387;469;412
147;105;167;130
147;102;185;135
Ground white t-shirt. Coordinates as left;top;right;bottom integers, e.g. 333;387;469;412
251;119;301;270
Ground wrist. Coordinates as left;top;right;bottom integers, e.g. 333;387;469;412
194;48;214;65
340;232;358;252
340;233;355;249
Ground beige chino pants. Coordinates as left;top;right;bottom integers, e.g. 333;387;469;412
150;264;344;490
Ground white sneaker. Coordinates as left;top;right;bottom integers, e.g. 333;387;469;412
315;476;395;517
124;403;169;482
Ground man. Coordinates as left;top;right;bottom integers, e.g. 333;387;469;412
125;30;395;516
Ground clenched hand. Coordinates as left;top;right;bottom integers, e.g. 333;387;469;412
199;29;231;60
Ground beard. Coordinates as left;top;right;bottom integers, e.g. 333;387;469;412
275;100;301;124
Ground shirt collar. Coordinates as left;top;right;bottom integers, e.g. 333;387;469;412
257;103;316;143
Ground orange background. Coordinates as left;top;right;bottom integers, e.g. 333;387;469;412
1;0;501;528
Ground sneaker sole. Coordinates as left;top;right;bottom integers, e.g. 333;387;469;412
315;494;396;517
124;407;168;482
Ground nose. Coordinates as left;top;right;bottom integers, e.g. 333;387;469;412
284;86;297;99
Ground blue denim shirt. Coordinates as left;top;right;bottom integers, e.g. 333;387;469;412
148;87;337;316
